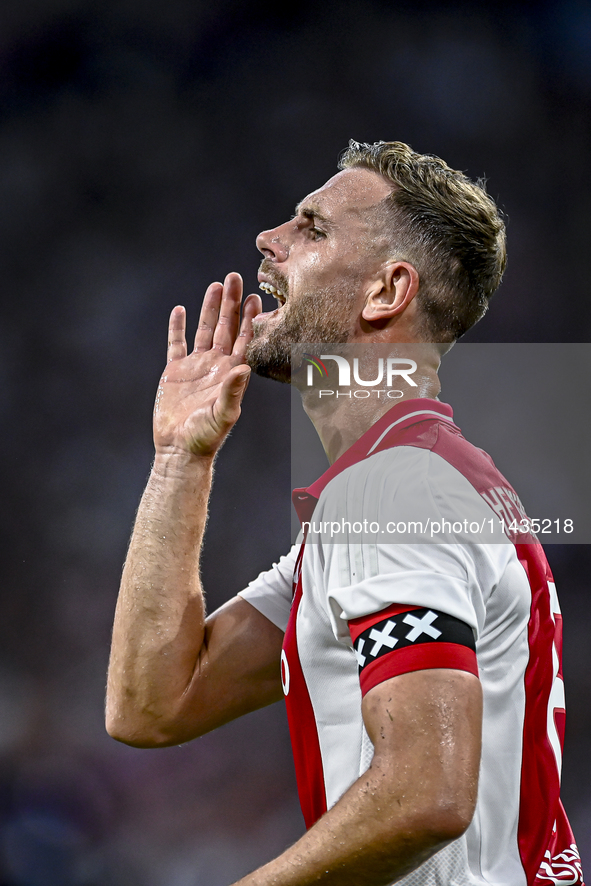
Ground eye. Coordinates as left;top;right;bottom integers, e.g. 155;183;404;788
304;215;326;240
293;210;327;240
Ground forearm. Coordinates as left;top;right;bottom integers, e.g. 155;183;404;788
106;451;214;745
233;758;458;886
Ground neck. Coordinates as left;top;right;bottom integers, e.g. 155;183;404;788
298;345;442;464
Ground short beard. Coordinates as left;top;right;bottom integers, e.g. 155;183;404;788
246;288;356;384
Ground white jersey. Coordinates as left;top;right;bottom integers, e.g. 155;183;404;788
239;398;583;886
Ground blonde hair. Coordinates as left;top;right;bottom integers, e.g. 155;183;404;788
340;140;507;341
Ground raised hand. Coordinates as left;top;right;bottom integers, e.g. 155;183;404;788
153;272;262;458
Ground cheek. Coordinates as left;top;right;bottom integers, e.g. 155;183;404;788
293;250;341;289
306;252;322;268
290;260;324;295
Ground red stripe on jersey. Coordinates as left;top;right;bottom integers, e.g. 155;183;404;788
358;642;478;696
515;545;582;885
282;545;327;830
554;612;564;678
348;602;418;643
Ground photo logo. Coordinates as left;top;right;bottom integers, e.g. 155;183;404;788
304;354;329;383
305;354;418;399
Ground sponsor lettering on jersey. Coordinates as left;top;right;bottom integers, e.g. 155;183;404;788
536;844;584;885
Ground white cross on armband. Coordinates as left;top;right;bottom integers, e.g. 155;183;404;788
403;610;442;642
368;620;399;656
354;638;366;667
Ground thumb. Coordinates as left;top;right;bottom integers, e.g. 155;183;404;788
229;366;251;399
217;367;251;422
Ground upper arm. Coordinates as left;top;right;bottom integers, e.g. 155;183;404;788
362;668;482;838
340;546;483;832
181;547;297;739
155;596;285;745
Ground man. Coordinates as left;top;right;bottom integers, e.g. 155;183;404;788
106;142;584;886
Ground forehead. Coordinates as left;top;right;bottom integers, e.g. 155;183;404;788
298;167;392;221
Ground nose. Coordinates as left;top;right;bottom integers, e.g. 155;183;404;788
256;221;290;262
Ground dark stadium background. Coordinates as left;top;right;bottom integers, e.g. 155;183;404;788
1;1;590;883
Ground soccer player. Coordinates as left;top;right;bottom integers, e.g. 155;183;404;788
106;142;584;886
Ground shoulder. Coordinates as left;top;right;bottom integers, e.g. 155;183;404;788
237;544;300;633
316;446;503;538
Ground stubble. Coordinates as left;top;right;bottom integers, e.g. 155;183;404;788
246;286;357;384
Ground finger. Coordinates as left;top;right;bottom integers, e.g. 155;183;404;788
212;273;243;354
194;282;223;352
167;306;187;363
233;293;262;358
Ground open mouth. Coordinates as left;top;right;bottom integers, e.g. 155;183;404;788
259;281;287;307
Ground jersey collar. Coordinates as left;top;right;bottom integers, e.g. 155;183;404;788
292;398;456;525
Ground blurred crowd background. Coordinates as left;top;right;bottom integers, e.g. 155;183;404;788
1;0;590;883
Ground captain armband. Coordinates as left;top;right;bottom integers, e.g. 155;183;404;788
348;602;478;696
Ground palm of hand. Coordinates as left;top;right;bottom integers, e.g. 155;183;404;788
152;274;262;458
154;349;243;456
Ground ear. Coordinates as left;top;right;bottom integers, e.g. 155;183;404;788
361;261;419;323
